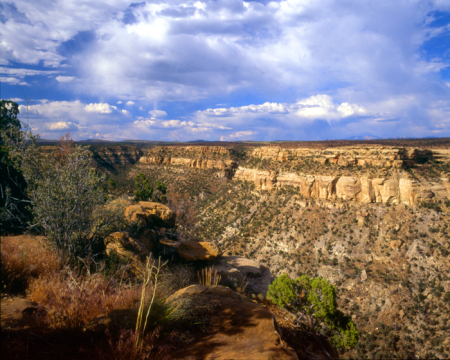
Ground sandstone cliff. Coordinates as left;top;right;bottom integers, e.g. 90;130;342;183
93;145;143;169
139;145;237;170
251;146;433;168
234;167;450;205
139;155;235;170
134;144;450;205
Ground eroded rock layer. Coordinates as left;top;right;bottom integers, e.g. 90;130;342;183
251;146;433;167
94;145;143;168
234;167;450;205
139;156;235;170
139;146;236;170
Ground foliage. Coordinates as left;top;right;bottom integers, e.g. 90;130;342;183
5;131;123;265
0;99;20;131
108;178;116;191
135;173;153;202
0;100;30;233
267;274;359;349
153;179;167;203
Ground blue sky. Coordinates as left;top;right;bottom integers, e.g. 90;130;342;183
1;0;450;141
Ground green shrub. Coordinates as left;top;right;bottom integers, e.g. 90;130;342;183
134;173;153;201
267;273;359;349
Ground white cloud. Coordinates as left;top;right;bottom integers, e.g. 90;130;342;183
1;77;29;85
85;103;113;113
125;101;135;105
1;0;450;140
0;67;59;77
46;121;71;130
121;109;130;115
148;109;167;117
220;130;257;141
55;76;76;82
139;106;145;111
8;98;23;102
198;95;367;122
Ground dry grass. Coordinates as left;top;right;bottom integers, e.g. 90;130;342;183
28;270;143;329
198;267;221;287
1;238;59;294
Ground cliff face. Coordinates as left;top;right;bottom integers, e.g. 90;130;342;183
234;167;450;205
135;144;450;206
139;146;237;170
94;145;143;169
251;146;433;167
139;156;236;170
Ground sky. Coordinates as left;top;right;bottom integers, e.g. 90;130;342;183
1;0;450;142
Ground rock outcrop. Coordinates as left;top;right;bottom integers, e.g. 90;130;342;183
177;240;222;261
166;285;298;360
251;146;433;168
234;167;450;205
139;145;237;171
214;256;274;294
103;232;150;276
93;145;143;169
140;156;235;170
1;297;45;328
124;202;175;228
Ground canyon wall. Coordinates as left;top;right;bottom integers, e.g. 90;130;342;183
94;146;143;168
234;167;450;205
136;145;450;205
139;156;235;170
139;145;236;170
251;146;433;167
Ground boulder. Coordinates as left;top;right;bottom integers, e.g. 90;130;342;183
390;240;403;249
85;309;138;333
177;241;222;261
220;255;262;278
1;297;47;328
124;202;175;228
137;228;158;252
361;269;368;282
166;285;298;360
104;232;150;276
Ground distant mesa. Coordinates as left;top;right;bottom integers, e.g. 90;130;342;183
187;139;210;143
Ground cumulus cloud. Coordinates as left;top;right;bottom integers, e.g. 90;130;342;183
85;103;113;113
148;110;167;117
1;77;29;85
2;0;450;140
198;95;366;122
55;76;76;82
220;130;258;141
125;101;134;105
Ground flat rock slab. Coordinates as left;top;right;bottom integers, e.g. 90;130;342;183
177;241;222;261
168;285;298;360
221;255;262;277
1;297;45;328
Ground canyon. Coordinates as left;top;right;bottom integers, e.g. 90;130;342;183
137;145;450;206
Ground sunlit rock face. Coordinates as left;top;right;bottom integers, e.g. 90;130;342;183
233;168;450;205
251;146;433;168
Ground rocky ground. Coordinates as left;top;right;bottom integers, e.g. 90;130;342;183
28;141;450;359
119;143;450;359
